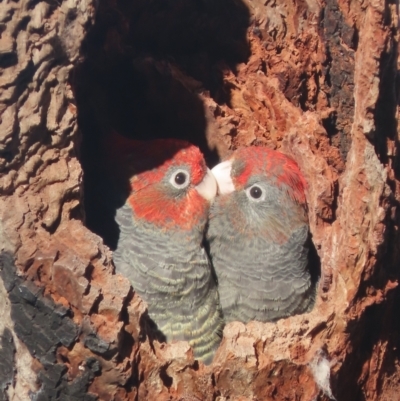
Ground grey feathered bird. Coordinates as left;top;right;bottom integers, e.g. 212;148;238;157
107;132;223;363
207;146;315;323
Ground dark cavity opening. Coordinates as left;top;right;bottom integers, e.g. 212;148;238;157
74;0;251;249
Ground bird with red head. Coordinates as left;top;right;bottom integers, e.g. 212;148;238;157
106;131;223;364
207;146;315;324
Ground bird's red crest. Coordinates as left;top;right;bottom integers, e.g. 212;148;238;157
105;131;206;185
231;146;307;205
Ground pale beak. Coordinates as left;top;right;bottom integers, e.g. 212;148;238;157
195;168;217;201
211;160;235;195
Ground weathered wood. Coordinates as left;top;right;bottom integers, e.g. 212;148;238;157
0;0;399;399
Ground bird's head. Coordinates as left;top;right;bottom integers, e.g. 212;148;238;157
211;146;308;241
107;132;217;231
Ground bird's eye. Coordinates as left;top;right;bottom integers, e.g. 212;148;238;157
246;185;264;201
169;169;190;189
250;186;262;199
175;172;187;185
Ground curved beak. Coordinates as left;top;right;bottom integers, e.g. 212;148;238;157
211;160;235;195
195;168;217;201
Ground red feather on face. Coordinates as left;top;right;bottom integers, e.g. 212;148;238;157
127;183;208;231
105;131;209;230
231;146;307;206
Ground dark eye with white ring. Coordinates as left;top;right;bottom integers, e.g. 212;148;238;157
245;185;265;201
250;186;262;198
174;172;186;185
169;169;190;189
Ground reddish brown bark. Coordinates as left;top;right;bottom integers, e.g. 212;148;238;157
0;0;399;400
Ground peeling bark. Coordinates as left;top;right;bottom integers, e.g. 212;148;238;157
0;0;399;400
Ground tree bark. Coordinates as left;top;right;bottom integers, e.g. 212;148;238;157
0;0;399;400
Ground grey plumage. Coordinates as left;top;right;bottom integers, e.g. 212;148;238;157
207;214;314;322
114;204;223;363
207;147;316;324
107;138;224;364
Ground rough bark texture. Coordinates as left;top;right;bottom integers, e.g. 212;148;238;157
0;0;399;400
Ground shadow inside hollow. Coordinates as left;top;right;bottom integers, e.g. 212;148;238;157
74;0;251;249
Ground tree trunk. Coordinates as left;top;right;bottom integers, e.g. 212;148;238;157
0;0;399;400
